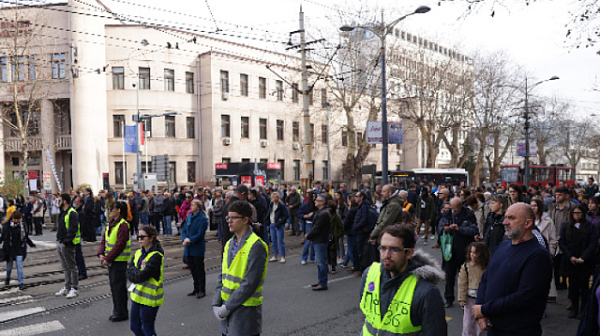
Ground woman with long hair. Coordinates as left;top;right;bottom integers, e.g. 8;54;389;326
265;193;289;263
1;211;36;290
458;242;490;336
559;204;598;319
531;198;558;302
182;200;208;298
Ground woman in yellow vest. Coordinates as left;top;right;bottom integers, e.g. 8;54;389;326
127;225;164;336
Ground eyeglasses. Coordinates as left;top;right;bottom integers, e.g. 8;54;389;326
226;215;244;222
186;196;192;199
377;246;410;254
137;235;148;240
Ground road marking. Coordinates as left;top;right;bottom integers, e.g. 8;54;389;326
0;320;64;336
302;275;356;288
0;307;45;322
0;295;32;304
0;288;20;296
30;240;55;249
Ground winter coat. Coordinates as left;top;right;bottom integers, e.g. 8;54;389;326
127;240;164;285
439;207;479;265
1;221;35;261
458;260;485;303
370;192;404;240
559;221;598;276
306;207;330;243
329;212;344;251
483;212;506;255
264;202;289;228
344;207;358;235
536;213;558;256
352;199;372;235
182;210;209;257
416;194;436;220
360;249;447;336
211;198;224;225
286;191;301;216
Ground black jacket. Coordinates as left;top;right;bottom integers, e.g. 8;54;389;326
438;207;478;264
127;240;164;285
56;207;80;246
559;221;598;275
306;207;331;243
264;202;289;228
483;212;506;255
344;207;358;235
1;221;35;261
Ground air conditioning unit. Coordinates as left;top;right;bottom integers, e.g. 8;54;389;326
260;140;269;147
222;138;231;146
292;143;301;150
222;92;229;100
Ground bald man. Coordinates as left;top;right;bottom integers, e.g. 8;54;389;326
472;203;552;336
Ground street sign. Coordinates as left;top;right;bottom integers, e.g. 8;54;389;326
151;155;169;181
267;162;281;169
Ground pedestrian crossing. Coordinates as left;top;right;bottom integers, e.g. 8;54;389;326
0;288;64;336
0;320;65;336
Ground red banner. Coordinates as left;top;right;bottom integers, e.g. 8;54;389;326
267;162;281;169
215;163;228;170
255;176;265;186
241;176;251;185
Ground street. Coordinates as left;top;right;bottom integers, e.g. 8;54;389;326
0;229;582;335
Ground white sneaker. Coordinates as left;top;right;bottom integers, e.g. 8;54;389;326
55;287;68;296
66;288;78;299
269;256;277;262
301;260;307;265
280;257;286;263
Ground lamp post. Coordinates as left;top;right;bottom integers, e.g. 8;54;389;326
340;6;430;186
522;75;559;188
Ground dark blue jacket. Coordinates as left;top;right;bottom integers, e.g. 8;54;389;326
182;210;208;257
439;207;478;264
297;202;314;221
265;202;289;228
352;199;372;235
22;202;32;219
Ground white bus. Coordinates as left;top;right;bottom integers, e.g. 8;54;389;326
411;168;469;187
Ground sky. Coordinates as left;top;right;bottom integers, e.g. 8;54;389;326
19;0;600;117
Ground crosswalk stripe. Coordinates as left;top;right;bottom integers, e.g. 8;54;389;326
0;307;44;322
0;295;32;304
302;275;356;288
0;320;64;336
0;288;20;296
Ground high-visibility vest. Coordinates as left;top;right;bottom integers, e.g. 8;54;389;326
104;219;131;262
360;263;422;336
221;232;268;306
64;207;81;245
403;201;413;213
130;248;164;307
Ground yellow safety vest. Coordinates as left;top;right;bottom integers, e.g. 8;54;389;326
221;232;268;306
360;263;422;336
130;249;164;307
104;218;131;262
64;207;81;245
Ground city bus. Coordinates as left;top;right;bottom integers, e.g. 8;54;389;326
375;168;469;189
500;164;576;188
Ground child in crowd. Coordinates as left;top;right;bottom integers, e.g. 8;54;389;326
458;242;490;336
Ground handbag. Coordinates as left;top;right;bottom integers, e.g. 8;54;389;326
441;231;453;262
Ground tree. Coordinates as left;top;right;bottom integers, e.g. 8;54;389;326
528;96;569;165
557;118;593;180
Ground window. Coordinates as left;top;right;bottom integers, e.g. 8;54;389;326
220;70;229;93
142;119;152;138
322;161;328;180
241;116;249;138
113;115;125;137
310;123;314;143
168;161;176;184
259;118;267;140
321;89;327;107
187;161;196;183
293;121;299;142
321;125;328;144
11;56;25;81
139;67;150;89
112;67;124;90
141;161;152;173
165;116;175;138
52;53;66;79
293;160;300;180
276;120;284;141
292;83;299;103
115;162;124;185
23;110;40;135
240;74;248;96
0;57;7;82
278;159;285;180
186;72;194;93
259;77;266;99
308;90;313;106
28;55;36;80
164;69;174;91
342;130;348;146
11;157;18;166
259;158;268;164
221;115;230;137
241;158;251;163
186;117;195;139
276;80;283;101
222;157;231;163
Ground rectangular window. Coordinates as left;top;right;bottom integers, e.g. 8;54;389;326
293;121;299;142
169;161;176;184
186;72;194;93
276;120;284;141
52;53;66;79
240;73;248;96
308;90;313;106
0;57;7;82
12;56;26;81
221;115;230;137
142;119;152;138
165;116;175;138
321;125;328;144
222;157;231;163
112;67;124;90
310;123;314;143
113;115;125;137
259;118;267;140
241;158;251;163
292;83;299;103
276;80;283;101
187;161;196;183
139;67;150;89
259;158;268;164
278;159;285;180
220;70;229;93
241;116;249;138
293;160;300;180
141;161;152;173
115;162;124;185
259;77;266;99
164;69;174;91
342;130;348;147
24;110;40;135
28;55;36;80
322;161;328;180
186;117;195;139
321;89;327;107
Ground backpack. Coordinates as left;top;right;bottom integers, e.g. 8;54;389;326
366;207;379;233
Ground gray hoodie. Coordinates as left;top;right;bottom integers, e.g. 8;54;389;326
360;249;447;336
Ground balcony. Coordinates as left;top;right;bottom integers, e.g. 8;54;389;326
3;134;71;152
54;135;71;150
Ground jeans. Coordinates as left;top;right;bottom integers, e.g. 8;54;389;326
56;242;78;289
140;213;149;226
270;224;286;257
163;216;172;235
75;244;87;278
344;234;354;267
130;301;159;336
302;222;315;262
314;242;329;287
350;234;366;271
6;255;24;284
151;213;161;234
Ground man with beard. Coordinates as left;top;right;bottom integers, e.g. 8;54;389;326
360;225;446;335
72;196;88;280
472;203;552;336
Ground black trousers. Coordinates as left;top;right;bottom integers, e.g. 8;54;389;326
151;214;161;234
108;261;129;317
569;267;591;314
554;254;567;287
33;217;43;235
24;217;32;235
443;257;463;304
75;244;87;278
188;255;206;294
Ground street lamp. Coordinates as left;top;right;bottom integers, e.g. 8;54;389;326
340;6;430;186
522;75;559;188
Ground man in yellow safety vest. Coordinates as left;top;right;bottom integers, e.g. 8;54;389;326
212;200;268;336
360;224;447;335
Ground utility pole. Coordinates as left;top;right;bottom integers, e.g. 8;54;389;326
523;77;531;188
300;6;312;193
